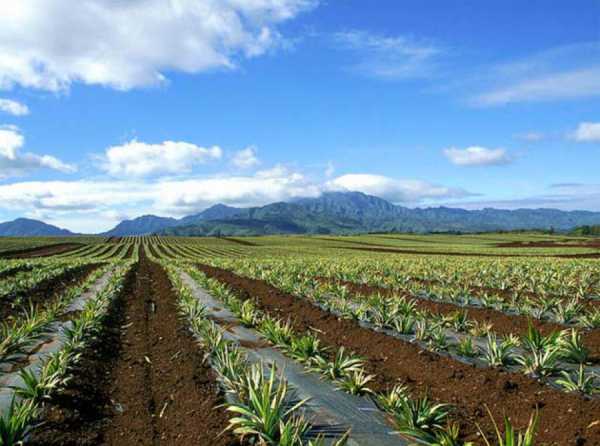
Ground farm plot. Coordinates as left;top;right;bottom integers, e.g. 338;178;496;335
16;245;361;446
193;260;600;445
26;247;237;445
3;234;600;445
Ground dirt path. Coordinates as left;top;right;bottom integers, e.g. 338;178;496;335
29;249;237;445
198;264;600;446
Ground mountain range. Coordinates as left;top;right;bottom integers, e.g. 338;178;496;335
3;192;600;237
0;218;75;237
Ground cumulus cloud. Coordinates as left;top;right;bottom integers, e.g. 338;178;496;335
443;146;512;166
158;172;319;214
333;30;440;79
0;167;319;229
231;146;260;168
0;98;29;116
0;0;317;91
0;126;76;178
326;174;473;203
570;122;600;142
101;139;222;177
0;168;474;231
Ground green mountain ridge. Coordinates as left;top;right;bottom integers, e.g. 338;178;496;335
4;192;600;237
0;218;75;237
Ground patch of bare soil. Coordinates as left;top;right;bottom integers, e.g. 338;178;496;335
198;264;600;446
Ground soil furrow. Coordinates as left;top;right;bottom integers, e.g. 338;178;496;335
1;243;84;259
323;277;600;361
29;249;238;445
102;248;238;445
123;244;135;259
198;264;600;446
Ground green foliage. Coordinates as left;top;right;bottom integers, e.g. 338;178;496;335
478;406;539;446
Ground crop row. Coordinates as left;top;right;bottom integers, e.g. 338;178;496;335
172;259;553;445
167;265;353;445
200;257;600;397
228;256;600;329
0;261;94;303
0;262;131;444
0;263;114;369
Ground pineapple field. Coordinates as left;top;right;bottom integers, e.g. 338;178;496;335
0;233;599;445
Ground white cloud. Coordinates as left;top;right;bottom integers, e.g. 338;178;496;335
231;146;260;168
0;168;319;230
326;174;473;203
450;183;600;212
0;169;473;231
470;43;600;106
254;164;293;178
443;146;512;166
0;126;76;178
474;68;600;106
0;0;317;91
333;30;440;79
570;122;600;142
101;139;222;177
158;173;319;214
0;98;29;116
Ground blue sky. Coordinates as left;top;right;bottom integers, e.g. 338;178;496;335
0;0;599;232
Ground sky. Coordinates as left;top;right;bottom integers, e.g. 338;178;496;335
0;0;599;233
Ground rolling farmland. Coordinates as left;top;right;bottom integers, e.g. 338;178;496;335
1;234;599;445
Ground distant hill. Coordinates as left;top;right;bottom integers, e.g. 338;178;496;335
0;218;74;236
102;215;179;237
160;192;600;236
178;204;243;227
101;204;244;236
7;192;600;237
